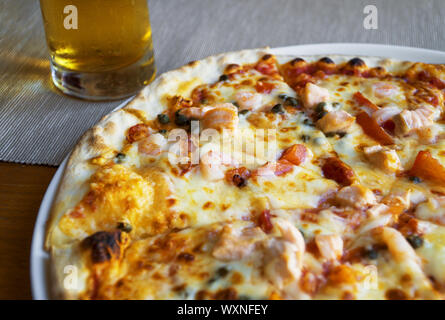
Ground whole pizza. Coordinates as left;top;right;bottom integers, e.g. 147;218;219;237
46;49;445;300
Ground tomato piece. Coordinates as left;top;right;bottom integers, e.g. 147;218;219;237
322;157;355;186
353;92;379;111
408;150;445;185
356;111;394;145
280;144;308;166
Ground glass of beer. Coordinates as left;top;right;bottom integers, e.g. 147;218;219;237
39;0;156;100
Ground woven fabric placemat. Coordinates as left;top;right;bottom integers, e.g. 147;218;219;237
1;0;444;166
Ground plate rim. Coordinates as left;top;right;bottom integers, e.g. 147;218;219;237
30;43;445;300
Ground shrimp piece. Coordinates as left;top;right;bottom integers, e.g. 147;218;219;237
252;160;294;178
127;123;151;143
200;150;237;181
372;82;400;98
315;234;344;261
336;184;377;209
234;91;263;111
201;103;239;131
363;145;402;173
200;150;225;181
317;110;355;133
372;105;401;125
393;105;438;136
302;83;330;109
180;106;214;119
138;133;167;156
180;103;239;131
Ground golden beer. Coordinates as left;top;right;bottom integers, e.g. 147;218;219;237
40;0;156;100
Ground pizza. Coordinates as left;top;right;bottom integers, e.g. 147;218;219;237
45;48;445;300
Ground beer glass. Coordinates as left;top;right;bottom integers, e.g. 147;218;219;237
39;0;156;100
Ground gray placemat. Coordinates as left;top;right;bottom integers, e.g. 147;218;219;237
1;0;444;166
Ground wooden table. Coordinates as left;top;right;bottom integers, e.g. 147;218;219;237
0;162;57;300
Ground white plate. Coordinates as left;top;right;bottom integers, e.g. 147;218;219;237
30;43;445;300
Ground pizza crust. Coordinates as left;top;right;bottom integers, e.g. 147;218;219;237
276;54;415;73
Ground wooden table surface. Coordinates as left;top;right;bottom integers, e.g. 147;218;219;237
0;162;57;300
